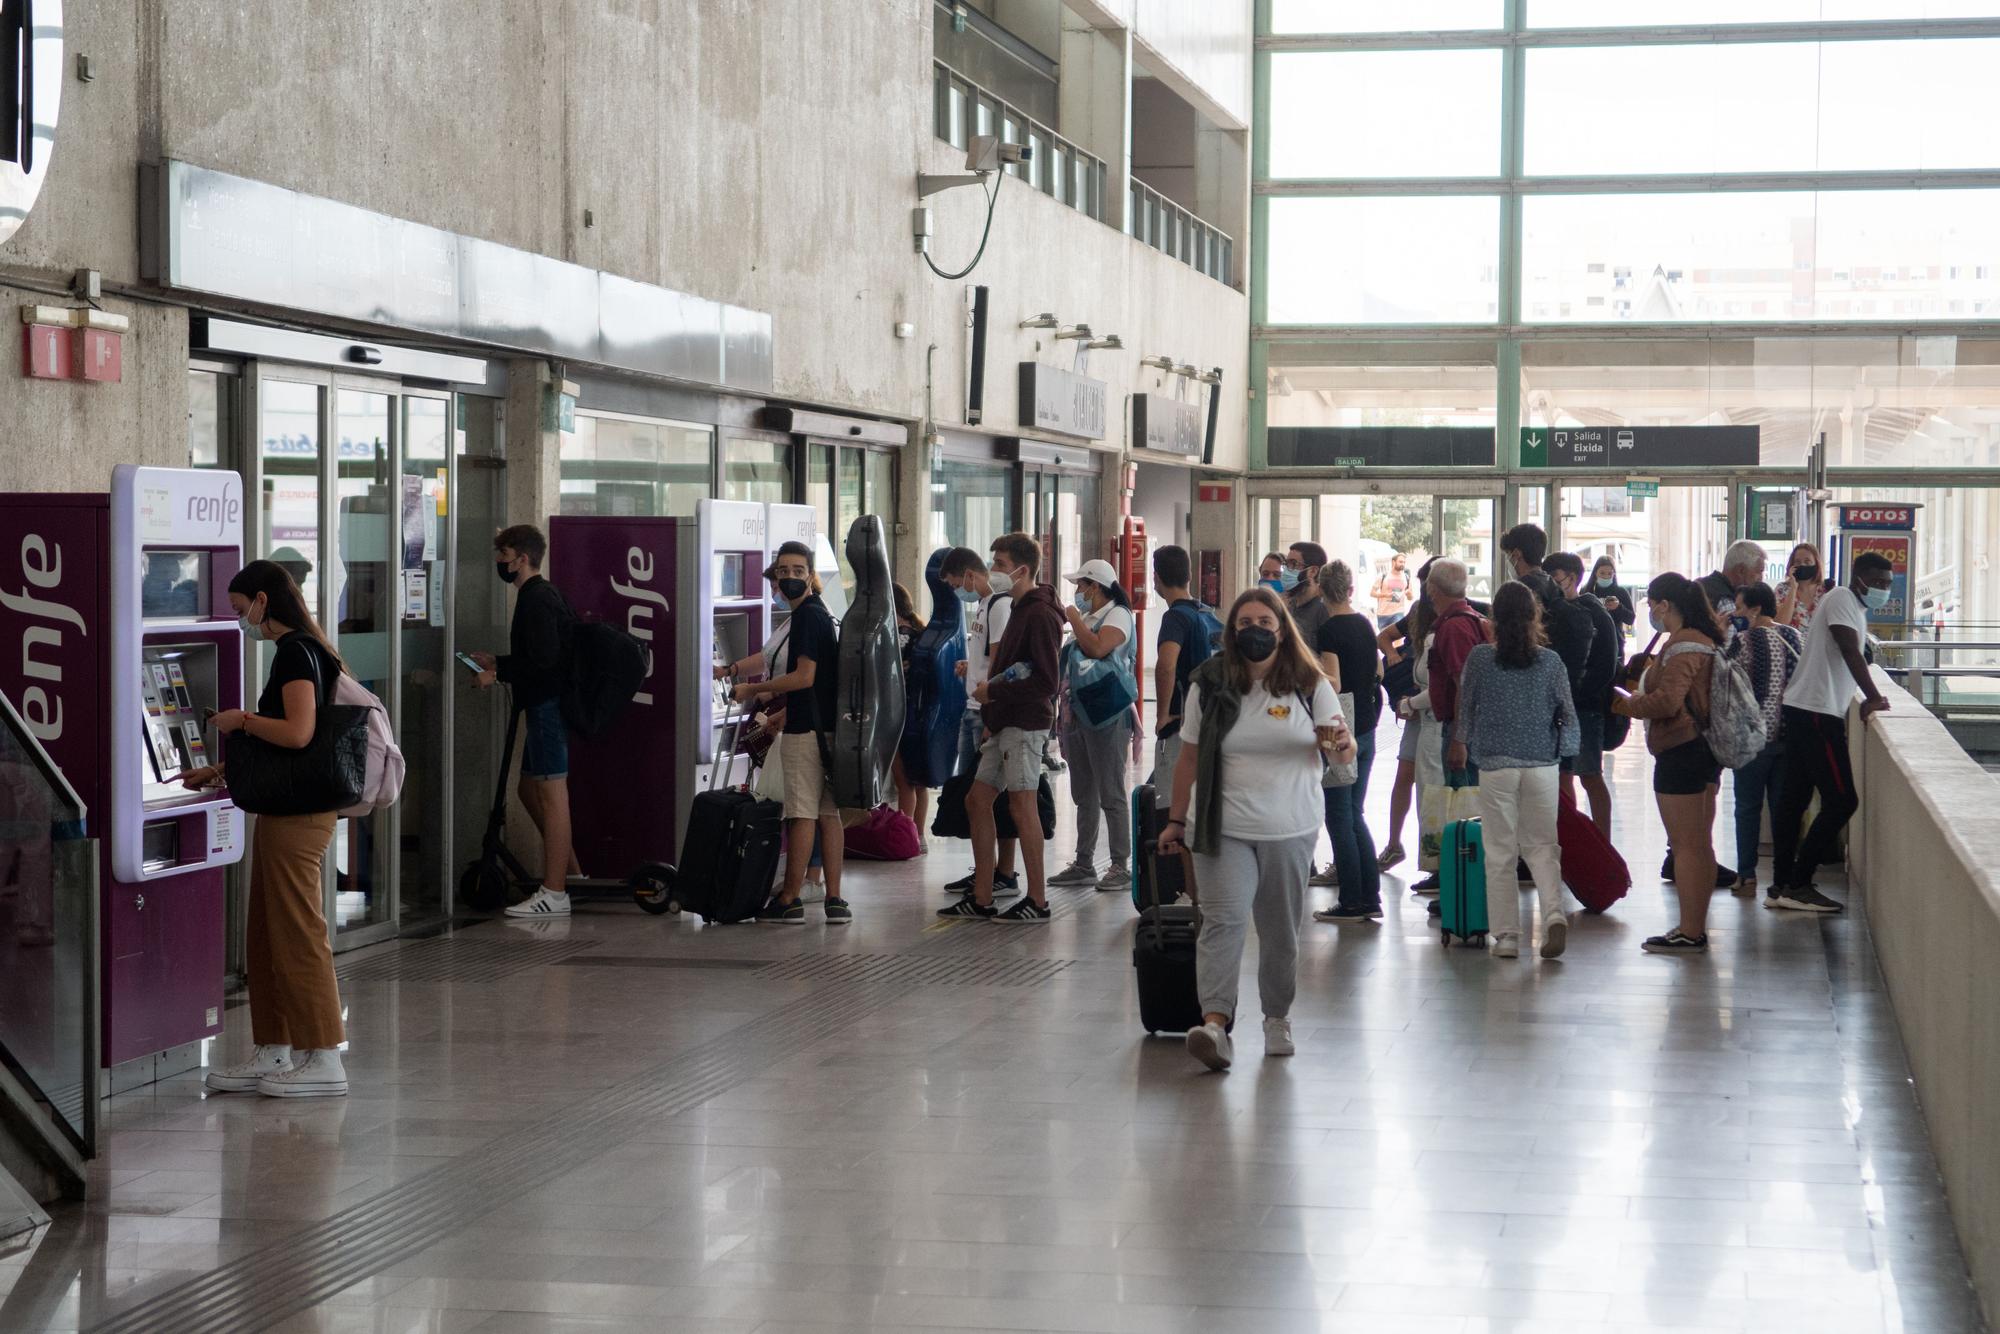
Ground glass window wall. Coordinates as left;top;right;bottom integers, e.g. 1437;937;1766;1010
723;438;792;506
1272;0;1501;31
1529;1;2000;25
1267;196;1501;324
561;414;712;516
1270;51;1502;178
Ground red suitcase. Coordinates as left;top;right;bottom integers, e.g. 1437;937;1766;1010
1558;789;1629;914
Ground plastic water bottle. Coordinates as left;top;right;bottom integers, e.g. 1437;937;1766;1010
996;662;1032;684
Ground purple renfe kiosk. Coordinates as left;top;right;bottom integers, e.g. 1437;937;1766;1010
0;466;245;1087
551;502;774;883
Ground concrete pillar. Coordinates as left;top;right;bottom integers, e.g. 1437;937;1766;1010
504;359;561;552
1060;15;1131;232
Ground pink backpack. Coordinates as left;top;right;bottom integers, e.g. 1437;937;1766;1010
843;805;921;861
332;673;405;818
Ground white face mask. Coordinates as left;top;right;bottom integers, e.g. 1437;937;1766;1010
238;600;266;642
988;570;1015;598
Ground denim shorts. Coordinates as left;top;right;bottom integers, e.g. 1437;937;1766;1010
1562;710;1605;779
521;698;569;779
1653;737;1721;796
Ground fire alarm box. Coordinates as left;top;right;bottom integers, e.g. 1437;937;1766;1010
1117;516;1148;611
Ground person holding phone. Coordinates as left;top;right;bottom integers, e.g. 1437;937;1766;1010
1161;586;1353;1071
185;559;350;1098
1592;556;1635;637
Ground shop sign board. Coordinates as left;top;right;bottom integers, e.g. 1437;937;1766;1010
1849;532;1912;629
1019;362;1107;440
1131;392;1201;456
1838;504;1917;531
1520;425;1759;469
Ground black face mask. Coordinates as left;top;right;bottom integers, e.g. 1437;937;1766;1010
1793;564;1819;583
496;561;518;585
777;577;809;601
1236;626;1278;663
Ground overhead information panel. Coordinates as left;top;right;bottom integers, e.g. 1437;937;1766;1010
1520;425;1759;469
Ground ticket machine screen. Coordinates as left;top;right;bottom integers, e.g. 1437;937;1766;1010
139;642;220;797
140;550;212;619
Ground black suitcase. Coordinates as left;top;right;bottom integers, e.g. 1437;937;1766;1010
675;788;784;923
1128;783;1186;912
1131;783;1204;1036
669;700;785;923
1133;903;1203;1035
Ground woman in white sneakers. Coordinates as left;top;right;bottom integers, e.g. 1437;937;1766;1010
1161;586;1353;1072
184;560;349;1098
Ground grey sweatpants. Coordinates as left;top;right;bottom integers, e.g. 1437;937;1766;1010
1191;831;1317;1022
1063;716;1133;869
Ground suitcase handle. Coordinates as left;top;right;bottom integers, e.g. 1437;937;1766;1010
710;694;758;792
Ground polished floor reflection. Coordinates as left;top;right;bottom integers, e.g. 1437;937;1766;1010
1;736;1983;1332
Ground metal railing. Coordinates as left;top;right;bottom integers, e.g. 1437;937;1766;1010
1875;638;2000;715
933;61;1108;222
1127;176;1235;285
0;688;98;1200
931;61;1238;287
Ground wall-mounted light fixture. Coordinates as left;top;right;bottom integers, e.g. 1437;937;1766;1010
1139;354;1176;372
1054;323;1094;341
1018;312;1060;329
1083;334;1123;351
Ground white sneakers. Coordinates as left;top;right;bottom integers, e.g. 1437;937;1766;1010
1490;932;1521;959
206;1045;348;1098
255;1048;348;1098
1188;1019;1298;1070
1186;1022;1234;1071
506;887;572;918
205;1044;292;1092
1541;911;1569;959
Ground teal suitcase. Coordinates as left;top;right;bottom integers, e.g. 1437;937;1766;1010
1439;818;1487;947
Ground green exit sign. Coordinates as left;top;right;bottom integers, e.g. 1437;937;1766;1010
1627;480;1659;497
1331;456;1367;467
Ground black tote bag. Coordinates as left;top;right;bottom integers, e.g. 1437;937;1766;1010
224;648;370;816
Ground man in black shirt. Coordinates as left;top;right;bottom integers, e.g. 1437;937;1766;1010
733;541;849;925
474;524;579;918
1149;545;1215;794
1548;551;1619;836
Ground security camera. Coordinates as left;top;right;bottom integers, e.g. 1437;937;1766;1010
997;142;1032;165
965;135;1032;174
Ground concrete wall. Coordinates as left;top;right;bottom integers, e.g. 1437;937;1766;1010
1850;669;2000;1322
0;0;1247;496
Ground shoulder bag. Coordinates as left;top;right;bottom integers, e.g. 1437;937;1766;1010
225;645;371;816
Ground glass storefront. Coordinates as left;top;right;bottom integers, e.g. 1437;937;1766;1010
930;455;1016;559
561;413;712;516
722;437;792;506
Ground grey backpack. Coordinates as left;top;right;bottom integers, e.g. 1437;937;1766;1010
1664;642;1768;769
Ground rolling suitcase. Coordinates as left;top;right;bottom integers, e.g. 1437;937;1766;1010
671;701;785;924
1129;783;1187;912
1438;817;1488;947
1131;787;1204;1035
1557;788;1629;914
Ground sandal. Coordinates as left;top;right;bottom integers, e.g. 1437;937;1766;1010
1376;846;1406;871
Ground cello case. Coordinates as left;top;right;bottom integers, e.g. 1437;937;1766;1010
898;547;968;788
831;515;907;810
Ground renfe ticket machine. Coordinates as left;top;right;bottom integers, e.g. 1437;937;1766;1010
0;466;245;1085
552;501;810;881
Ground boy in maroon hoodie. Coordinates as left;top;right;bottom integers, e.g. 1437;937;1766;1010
939;533;1065;921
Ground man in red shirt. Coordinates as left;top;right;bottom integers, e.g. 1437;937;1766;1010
1418;558;1490;899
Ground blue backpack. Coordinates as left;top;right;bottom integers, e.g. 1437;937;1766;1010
1165;598;1223;678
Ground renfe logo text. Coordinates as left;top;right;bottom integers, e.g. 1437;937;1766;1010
609;545;664;707
4;533;86;740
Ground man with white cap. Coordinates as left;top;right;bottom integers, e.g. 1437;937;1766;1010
1048;557;1139;893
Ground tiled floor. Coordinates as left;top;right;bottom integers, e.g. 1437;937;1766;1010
1;734;1985;1332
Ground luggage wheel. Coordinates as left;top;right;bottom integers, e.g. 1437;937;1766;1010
629;862;680;916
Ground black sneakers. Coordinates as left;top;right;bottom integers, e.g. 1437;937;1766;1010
756;897;804;925
824;897;852;925
1766;884;1845;914
994;897;1052;924
1314;904;1382;924
936;896;998;920
1659;851;1739;889
1641;928;1709;954
944;870;1020;896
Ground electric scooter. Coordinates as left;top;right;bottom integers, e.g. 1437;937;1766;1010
457;696;679;915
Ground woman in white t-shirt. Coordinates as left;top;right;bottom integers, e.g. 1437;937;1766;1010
1051;559;1139;892
1161;586;1353;1072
